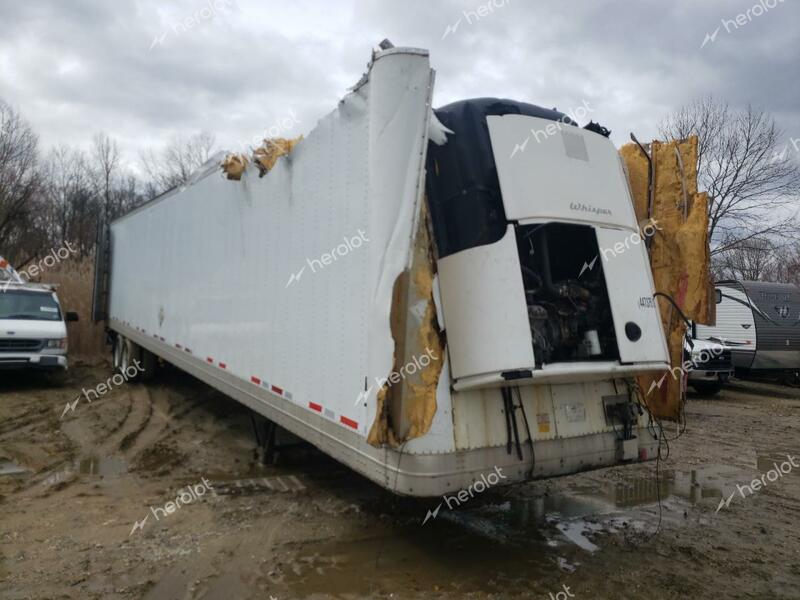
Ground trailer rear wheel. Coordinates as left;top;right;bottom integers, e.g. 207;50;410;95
691;381;723;397
118;338;130;375
119;338;143;382
112;336;123;373
138;348;158;382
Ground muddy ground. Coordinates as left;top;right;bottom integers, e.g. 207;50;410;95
1;364;799;600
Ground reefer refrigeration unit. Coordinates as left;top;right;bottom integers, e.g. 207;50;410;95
98;46;670;497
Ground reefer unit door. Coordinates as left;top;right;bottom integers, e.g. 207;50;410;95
594;226;669;364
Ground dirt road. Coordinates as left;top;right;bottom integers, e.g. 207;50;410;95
1;364;799;599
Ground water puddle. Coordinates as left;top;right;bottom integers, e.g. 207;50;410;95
281;463;748;597
0;460;30;477
40;455;128;487
75;455;128;477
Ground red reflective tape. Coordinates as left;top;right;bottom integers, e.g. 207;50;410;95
340;416;358;429
206;357;214;364
219;362;227;369
309;402;322;412
271;385;283;395
251;376;261;385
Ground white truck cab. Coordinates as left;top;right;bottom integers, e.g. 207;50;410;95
0;257;78;372
686;336;733;397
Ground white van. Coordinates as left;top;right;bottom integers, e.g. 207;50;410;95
0;262;78;372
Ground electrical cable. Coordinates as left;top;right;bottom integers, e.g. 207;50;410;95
513;386;536;479
509;391;523;460
653;291;693;331
502;388;513;456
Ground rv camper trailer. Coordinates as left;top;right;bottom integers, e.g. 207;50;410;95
695;280;800;378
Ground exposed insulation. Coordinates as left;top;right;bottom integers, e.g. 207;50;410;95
220;136;302;181
403;221;444;439
367;202;444;446
620;136;713;419
220;153;249;181
253;137;302;176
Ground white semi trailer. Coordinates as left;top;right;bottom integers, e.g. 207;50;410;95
96;46;670;497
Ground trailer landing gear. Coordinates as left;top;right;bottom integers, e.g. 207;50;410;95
249;413;306;465
250;413;277;465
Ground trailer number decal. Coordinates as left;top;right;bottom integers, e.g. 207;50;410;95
638;297;655;309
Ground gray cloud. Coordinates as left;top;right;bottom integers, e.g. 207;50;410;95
0;0;797;164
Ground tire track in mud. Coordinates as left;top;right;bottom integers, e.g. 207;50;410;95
117;388;154;452
0;405;51;436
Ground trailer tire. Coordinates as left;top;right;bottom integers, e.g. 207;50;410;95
118;337;130;375
112;335;123;373
120;338;143;382
138;349;158;382
691;381;723;397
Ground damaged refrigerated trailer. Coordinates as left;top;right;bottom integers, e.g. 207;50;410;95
95;46;670;496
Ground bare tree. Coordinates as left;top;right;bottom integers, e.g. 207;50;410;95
0;99;42;262
660;97;800;255
769;243;800;286
41;145;93;249
141;131;217;196
91;132;121;226
712;236;777;280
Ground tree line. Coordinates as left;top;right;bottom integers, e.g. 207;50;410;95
0;98;216;268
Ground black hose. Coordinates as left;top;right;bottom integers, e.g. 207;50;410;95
514;387;535;479
509;393;523;460
535;229;559;298
502;388;513;455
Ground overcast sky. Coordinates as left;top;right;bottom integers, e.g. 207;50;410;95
1;0;798;171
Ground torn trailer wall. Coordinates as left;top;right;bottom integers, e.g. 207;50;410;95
213;47;444;449
221;136;303;181
367;201;445;447
620;136;714;419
